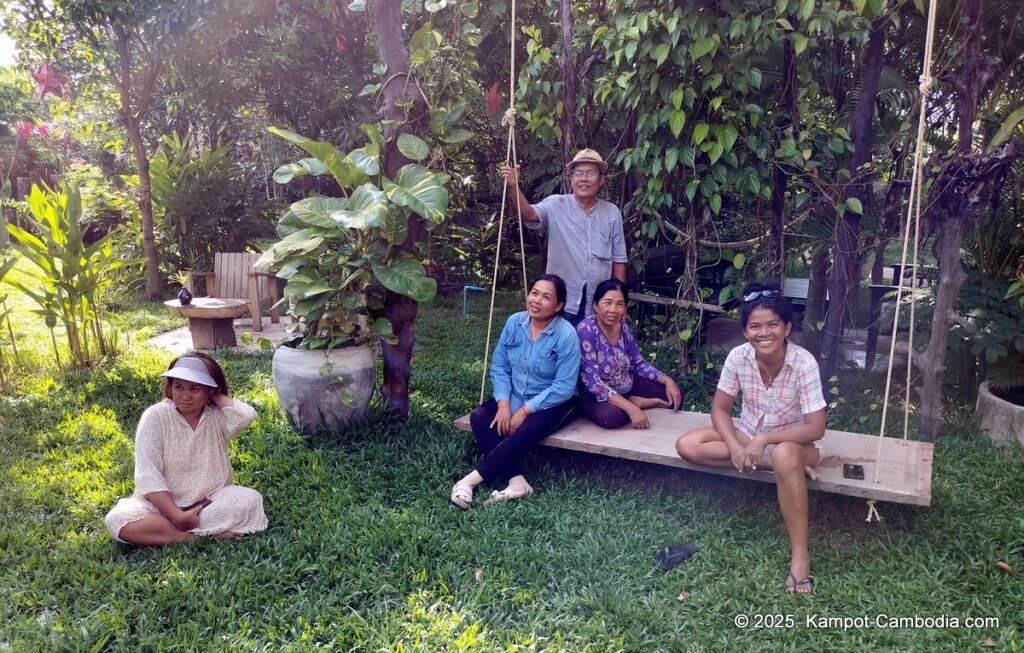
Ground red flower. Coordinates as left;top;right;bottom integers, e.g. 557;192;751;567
16;121;34;141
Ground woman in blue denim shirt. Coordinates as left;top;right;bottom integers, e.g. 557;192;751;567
451;274;581;508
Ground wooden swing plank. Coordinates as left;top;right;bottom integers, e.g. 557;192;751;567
453;409;933;506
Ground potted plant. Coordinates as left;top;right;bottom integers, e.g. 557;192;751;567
258;127;449;435
975;265;1024;448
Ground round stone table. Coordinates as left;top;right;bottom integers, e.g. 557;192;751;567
165;297;249;349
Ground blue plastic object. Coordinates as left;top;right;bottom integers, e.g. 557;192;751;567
463;285;486;319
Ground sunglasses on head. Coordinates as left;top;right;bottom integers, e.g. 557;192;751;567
743;289;780;302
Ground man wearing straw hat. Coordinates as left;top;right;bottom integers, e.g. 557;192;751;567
501;149;628;326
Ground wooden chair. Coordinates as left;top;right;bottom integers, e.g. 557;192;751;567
185;253;280;332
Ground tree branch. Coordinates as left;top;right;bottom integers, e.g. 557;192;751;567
946;310;977;336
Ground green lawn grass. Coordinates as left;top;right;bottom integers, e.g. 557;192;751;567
1;291;1022;651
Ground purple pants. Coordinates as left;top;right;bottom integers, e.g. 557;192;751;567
578;374;668;429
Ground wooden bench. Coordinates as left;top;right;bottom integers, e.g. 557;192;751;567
454;409;933;506
186;252;280;332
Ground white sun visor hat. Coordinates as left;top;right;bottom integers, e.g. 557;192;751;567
160;356;217;388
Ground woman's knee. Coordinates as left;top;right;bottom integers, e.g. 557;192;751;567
241;486;265;511
216;485;264;512
583;403;628;429
676;427;715;459
770;442;803;471
675;432;698;460
469;403;495;433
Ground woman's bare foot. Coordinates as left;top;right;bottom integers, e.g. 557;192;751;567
213;531;244;540
628;396;670;410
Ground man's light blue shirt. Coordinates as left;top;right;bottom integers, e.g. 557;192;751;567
526;194;628;316
490;311;581;414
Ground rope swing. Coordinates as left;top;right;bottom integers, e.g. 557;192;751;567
868;0;939;518
479;0;529;403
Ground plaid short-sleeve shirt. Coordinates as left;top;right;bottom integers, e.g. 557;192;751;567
717;342;826;436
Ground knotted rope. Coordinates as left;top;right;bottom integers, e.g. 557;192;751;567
479;0;529;403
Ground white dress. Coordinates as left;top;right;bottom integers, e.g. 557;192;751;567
104;398;267;541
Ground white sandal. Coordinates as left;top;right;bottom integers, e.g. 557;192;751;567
450;481;475;509
483;479;534;507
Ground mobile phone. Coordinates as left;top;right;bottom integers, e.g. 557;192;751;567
843;463;865;480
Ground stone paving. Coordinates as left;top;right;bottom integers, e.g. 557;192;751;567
149;316;291;355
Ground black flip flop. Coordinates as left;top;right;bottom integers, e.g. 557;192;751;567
656;543;699;571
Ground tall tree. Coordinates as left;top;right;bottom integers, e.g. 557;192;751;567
558;0;577;192
112;18;162;300
917;0;1024;439
768;35;797;281
4;0;192;301
372;0;426;419
819;10;889;386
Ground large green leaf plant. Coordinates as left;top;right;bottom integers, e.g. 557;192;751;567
258;127;450;350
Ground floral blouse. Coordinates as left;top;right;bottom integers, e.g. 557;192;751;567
577;315;661;402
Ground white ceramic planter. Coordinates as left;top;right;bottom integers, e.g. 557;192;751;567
272;344;375;436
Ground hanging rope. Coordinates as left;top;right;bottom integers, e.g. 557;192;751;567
479;0;529;403
865;500;883;523
868;0;939;504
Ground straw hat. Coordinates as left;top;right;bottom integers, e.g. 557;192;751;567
565;148;608;172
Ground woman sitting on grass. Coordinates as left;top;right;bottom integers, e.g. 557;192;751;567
104;353;267;546
451;274;581;508
675;281;826;594
577;278;682;429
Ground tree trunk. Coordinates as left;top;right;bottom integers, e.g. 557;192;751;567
802;245;829;357
768;168;786;283
872;151;909;286
919;0;985;439
559;0;577;193
768;37;797;281
116;27;161;302
919;219;968;438
819;14;887;385
373;0;427;421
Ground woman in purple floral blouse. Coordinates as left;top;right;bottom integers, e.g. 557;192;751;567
577;279;682;429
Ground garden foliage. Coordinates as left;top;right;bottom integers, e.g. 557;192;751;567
2;183;141;368
256;128;449;350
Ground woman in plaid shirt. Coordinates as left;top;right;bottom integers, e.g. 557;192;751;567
675;281;826;594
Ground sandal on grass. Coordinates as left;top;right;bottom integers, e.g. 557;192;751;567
786;571;815;595
483;479;534;507
450;481;475;509
656;543;699;571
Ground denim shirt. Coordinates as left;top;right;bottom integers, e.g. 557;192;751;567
490;311;581;414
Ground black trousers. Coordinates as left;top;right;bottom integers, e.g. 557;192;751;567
469;398;577;485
